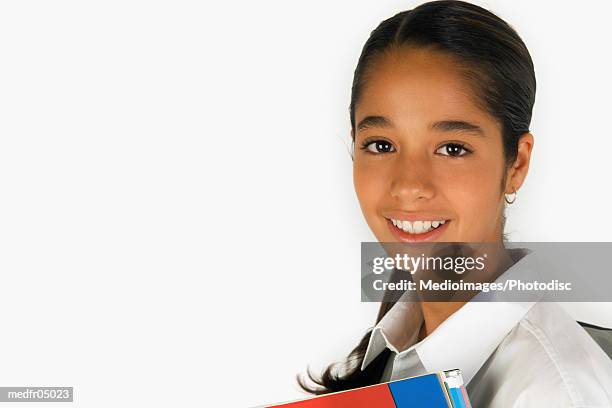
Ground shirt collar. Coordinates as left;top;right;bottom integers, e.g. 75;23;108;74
361;247;539;384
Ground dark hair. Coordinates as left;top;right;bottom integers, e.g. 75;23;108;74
298;0;536;394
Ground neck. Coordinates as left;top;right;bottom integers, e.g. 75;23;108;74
415;245;517;340
418;301;465;340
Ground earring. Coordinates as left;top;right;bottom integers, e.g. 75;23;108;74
504;187;517;204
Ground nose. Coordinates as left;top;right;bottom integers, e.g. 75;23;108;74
389;154;435;203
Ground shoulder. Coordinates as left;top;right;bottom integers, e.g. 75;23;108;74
468;302;612;407
514;302;612;406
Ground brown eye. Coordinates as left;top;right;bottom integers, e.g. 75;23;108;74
436;143;470;157
363;140;396;154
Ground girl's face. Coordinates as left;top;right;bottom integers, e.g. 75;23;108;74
353;46;532;243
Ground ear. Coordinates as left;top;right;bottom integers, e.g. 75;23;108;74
505;133;534;194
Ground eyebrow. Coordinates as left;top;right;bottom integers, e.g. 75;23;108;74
356;115;393;132
430;120;485;136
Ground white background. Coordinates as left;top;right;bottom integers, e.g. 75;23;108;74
0;1;611;407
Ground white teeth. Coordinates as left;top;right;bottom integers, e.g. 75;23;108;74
402;220;412;233
413;221;424;234
390;219;447;234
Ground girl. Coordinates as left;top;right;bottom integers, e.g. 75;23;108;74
299;1;612;406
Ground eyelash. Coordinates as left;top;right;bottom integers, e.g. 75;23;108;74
359;138;473;157
359;138;396;154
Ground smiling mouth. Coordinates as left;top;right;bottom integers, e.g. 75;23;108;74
389;218;448;234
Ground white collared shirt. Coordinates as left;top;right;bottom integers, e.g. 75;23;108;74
361;250;612;407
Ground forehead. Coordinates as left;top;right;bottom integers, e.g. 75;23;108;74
356;46;498;132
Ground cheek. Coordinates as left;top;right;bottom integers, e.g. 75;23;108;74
353;162;388;231
437;163;504;235
353;163;379;213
